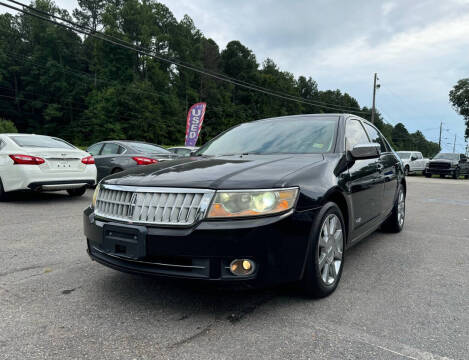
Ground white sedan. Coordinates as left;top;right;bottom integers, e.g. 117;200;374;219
0;133;97;200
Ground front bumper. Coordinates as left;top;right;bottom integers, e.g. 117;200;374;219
426;168;455;175
84;207;318;285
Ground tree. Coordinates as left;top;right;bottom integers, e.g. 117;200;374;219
449;78;469;139
0;118;17;133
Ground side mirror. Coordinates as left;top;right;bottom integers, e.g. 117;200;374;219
411;156;418;161
461;158;467;163
350;143;381;159
190;150;198;157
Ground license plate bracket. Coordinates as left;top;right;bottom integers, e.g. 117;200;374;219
102;223;147;260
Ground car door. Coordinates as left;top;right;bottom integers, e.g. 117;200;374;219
363;122;398;216
95;142;126;180
415;152;425;170
346;119;384;230
459;154;469;174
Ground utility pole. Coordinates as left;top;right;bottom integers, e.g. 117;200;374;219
371;73;379;124
438;122;442;150
453;134;457;153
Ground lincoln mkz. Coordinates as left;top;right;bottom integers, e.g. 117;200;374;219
84;114;406;297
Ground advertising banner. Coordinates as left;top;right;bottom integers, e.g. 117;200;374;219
185;102;207;147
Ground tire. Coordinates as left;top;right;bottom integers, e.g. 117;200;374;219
0;179;8;202
381;185;405;233
112;167;123;174
425;172;432;178
440;174;445;178
301;202;345;298
67;186;87;197
452;169;460;179
465;175;469;179
404;166;409;176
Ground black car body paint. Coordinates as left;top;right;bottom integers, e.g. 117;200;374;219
84;114;405;286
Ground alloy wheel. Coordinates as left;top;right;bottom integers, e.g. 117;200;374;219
318;214;343;286
397;189;405;227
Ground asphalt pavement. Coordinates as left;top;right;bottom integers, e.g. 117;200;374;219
0;176;468;360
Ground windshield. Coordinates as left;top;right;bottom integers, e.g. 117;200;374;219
434;153;459;161
397;152;411;159
127;142;170;154
198;117;338;156
9;135;76;149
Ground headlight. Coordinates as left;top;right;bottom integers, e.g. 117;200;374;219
207;188;299;218
91;184;100;208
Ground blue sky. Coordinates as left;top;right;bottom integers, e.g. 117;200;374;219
6;0;469;152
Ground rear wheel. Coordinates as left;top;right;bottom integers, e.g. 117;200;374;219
301;203;345;298
381;185;405;233
465;175;469;179
67;186;87;197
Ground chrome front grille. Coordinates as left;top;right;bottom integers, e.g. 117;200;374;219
94;185;215;226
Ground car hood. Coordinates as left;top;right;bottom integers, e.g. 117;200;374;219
103;154;324;189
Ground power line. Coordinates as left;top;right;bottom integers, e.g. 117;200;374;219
0;0;372;115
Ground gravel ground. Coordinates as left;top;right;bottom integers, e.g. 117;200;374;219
0;176;468;360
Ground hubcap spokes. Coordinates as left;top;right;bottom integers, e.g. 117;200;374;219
318;214;343;285
397;190;405;227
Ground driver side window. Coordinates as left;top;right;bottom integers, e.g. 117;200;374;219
345;120;369;152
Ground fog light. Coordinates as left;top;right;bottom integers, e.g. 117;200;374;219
229;259;255;276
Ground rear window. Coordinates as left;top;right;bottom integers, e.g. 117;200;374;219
9;135;76;149
127;142;170;154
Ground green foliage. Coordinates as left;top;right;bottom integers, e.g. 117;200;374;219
449;78;469;139
0;118;18;133
0;0;439;155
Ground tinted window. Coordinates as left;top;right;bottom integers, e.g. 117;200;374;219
128;142;170;154
345;120;369;151
397;152;411;159
87;143;103;156
198;117;338;155
101;143;122;155
363;123;387;152
10;135;76;149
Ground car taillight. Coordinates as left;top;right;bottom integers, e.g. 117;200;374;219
81;156;95;165
132;156;158;165
9;154;45;165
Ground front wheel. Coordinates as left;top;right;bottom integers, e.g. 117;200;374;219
381;186;405;233
452;169;460;179
67;186;87;197
404;166;410;176
301;203;345;298
425;172;432;178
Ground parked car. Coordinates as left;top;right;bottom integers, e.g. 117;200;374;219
0;133;96;200
167;146;199;157
87;140;179;182
84;114;405;298
397;151;429;175
425;152;469;179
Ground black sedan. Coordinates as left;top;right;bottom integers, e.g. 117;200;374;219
84;114;406;297
87;140;179;182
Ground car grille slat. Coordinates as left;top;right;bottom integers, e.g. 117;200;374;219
94;185;214;226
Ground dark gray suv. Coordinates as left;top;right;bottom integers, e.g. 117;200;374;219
87;141;179;182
